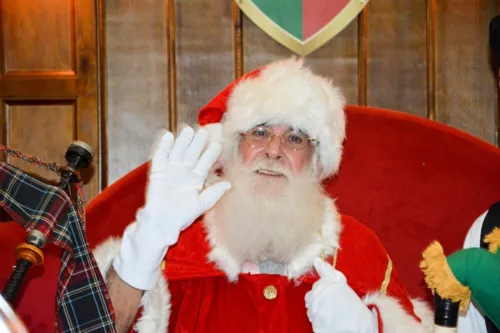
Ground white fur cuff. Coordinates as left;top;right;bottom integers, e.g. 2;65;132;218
92;237;171;333
363;293;431;333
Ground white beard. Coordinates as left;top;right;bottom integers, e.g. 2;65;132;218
208;157;326;265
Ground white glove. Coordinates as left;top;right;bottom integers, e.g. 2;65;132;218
113;126;231;290
305;258;378;333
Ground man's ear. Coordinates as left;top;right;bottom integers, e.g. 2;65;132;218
204;160;225;188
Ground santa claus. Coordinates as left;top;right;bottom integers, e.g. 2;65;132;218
93;58;432;332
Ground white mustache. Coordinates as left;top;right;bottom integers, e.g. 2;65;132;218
250;160;291;178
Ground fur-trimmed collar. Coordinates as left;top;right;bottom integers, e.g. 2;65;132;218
203;197;342;281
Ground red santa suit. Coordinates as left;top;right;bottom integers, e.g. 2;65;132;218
92;58;432;332
93;198;428;332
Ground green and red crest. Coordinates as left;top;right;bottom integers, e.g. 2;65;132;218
236;0;369;56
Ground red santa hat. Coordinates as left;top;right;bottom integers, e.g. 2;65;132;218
198;57;346;180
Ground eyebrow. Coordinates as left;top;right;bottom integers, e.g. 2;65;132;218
255;123;310;137
257;122;295;131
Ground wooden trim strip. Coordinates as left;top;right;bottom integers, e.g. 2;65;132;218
426;0;437;121
69;0;77;73
170;0;177;134
97;0;107;190
166;0;178;134
233;3;244;79
357;7;368;106
1;71;77;78
166;0;172;131
0;1;4;76
1;102;7;158
0;74;78;99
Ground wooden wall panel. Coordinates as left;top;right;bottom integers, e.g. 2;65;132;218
242;14;295;73
0;0;101;200
2;0;74;72
174;0;234;129
435;0;497;143
105;0;169;185
6;103;75;183
366;0;427;117
103;1;500;186
307;20;359;106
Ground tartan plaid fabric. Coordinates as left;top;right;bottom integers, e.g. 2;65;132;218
0;161;116;333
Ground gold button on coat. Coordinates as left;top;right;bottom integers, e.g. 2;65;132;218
263;285;277;300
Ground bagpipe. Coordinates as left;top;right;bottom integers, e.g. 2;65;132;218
0;143;116;333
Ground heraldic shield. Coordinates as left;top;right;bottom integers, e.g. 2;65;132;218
235;0;369;56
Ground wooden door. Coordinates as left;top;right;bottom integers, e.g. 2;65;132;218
0;0;103;200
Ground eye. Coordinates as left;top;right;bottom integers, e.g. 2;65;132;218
286;133;305;145
250;127;270;138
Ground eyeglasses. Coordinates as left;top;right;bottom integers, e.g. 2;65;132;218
240;126;318;151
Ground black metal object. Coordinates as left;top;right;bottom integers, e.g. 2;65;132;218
1;260;33;304
434;293;460;328
58;141;94;191
1;141;94;305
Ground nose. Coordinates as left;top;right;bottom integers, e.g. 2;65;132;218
264;135;283;159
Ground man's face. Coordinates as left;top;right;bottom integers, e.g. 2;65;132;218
213;124;324;263
238;124;315;177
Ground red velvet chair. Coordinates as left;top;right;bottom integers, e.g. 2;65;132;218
1;105;500;332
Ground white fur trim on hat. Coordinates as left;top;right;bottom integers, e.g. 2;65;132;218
221;58;346;180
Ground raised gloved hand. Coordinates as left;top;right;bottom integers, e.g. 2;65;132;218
113;126;231;290
305;258;378;333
